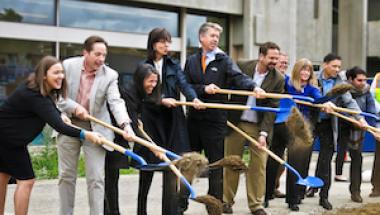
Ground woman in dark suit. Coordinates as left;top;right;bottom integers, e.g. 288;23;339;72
104;64;161;215
0;56;101;215
137;27;202;215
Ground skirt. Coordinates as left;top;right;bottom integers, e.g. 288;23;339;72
0;145;35;180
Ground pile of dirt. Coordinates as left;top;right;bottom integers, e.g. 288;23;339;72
324;203;380;215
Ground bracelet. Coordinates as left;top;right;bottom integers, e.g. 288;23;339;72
79;130;85;140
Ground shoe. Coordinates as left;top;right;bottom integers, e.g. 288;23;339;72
334;175;348;182
274;189;286;198
251;208;267;215
222;203;233;214
351;193;363;203
288;204;299;211
319;198;333;210
306;188;318;198
369;190;380;197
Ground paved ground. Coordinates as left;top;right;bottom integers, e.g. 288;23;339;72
4;152;380;215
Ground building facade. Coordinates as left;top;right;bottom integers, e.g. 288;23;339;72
0;0;379;104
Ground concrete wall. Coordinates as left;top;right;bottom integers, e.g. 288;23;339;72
129;0;243;15
296;0;332;66
338;0;367;69
368;21;380;57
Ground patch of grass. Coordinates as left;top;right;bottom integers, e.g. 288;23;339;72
31;126;137;179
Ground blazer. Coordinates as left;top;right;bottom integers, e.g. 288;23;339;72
227;60;285;140
58;56;130;140
185;49;256;123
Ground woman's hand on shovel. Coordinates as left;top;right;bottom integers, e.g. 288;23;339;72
85;131;103;145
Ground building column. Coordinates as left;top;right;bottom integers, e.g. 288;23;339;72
338;0;368;69
243;0;254;59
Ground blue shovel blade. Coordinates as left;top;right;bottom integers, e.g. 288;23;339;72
296;176;324;188
275;98;295;123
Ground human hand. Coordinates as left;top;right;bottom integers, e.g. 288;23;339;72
321;101;336;113
161;98;177;108
192;98;206;110
74;105;89;120
257;135;267;151
253;87;266;98
122;123;135;142
204;83;219;94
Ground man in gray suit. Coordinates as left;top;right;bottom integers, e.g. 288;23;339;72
57;35;134;215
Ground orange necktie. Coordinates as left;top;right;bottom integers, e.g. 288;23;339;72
201;55;207;73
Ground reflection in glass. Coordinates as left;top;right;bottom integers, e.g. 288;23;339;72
186;14;228;55
0;0;55;25
60;0;179;36
0;38;54;103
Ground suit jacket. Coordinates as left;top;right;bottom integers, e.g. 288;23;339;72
185;49;256;123
58;56;130;140
227;60;285;142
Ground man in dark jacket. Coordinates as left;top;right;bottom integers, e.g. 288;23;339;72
223;42;284;215
336;67;376;203
184;22;263;206
306;53;367;210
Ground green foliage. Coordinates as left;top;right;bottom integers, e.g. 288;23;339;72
31;126;137;179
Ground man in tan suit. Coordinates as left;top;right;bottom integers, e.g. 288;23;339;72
57;35;134;215
223;42;284;215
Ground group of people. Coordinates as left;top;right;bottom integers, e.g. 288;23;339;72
0;21;380;215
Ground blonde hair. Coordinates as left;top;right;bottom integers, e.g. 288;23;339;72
290;58;317;92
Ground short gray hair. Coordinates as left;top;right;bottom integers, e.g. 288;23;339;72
198;22;223;36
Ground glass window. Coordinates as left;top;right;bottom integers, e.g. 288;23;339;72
60;0;179;36
0;0;55;25
60;43;147;87
0;38;54;103
186;14;228;56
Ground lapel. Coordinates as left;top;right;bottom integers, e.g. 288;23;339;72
89;66;104;114
261;69;274;91
69;57;84;100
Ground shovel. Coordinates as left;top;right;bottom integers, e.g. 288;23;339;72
174;98;294;124
226;121;324;188
214;88;315;102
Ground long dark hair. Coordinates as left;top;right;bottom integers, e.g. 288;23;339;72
147;27;172;61
134;63;160;103
27;55;67;101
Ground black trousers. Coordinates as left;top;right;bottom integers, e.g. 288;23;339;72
137;169;181;215
265;123;288;201
337;121;363;194
315;119;334;199
188;118;225;201
104;164;121;215
286;140;314;204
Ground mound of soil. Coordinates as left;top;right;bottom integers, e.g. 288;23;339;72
324;203;380;215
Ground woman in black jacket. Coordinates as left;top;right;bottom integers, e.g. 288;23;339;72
0;56;101;215
137;28;202;215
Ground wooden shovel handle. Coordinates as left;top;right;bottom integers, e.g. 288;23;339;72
87;115;168;154
226;121;285;165
215;88;292;99
174;101;250;111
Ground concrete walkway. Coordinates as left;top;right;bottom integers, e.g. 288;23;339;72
4;153;380;214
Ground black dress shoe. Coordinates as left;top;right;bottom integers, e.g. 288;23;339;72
306;188;318;198
319;198;333;210
288;204;299;211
